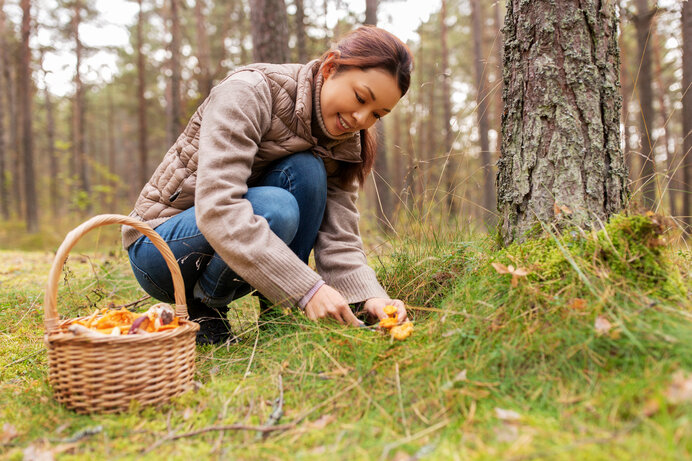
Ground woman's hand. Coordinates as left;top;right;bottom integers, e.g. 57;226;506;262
304;284;364;326
363;298;408;323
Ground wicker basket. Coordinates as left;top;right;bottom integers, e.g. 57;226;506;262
43;214;200;414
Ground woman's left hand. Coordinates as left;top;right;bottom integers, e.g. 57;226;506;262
363;298;408;323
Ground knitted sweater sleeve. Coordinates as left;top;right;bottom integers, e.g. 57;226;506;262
195;71;321;308
313;171;389;304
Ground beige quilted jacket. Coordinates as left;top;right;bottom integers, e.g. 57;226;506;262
123;59;388;308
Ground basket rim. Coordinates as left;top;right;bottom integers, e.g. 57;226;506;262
45;317;200;345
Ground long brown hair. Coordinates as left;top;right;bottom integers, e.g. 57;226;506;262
320;26;414;187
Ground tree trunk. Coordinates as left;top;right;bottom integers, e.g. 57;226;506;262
365;0;377;26
619;0;634;187
683;0;692;229
294;0;307;63
634;0;657;208
497;0;626;244
493;0;503;153
651;21;675;216
0;1;9;219
471;0;495;222
194;0;213;96
137;0;149;192
167;0;182;145
10;43;22;218
19;0;37;231
72;0;90;206
44;76;58;217
415;41;426;207
363;0;393;231
250;0;289;63
107;85;117;211
441;0;454;213
405;106;416;203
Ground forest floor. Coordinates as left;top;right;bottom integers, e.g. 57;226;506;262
0;213;691;460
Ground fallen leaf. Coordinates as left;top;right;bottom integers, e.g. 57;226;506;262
642;398;660;417
1;423;18;443
568;298;587;310
594;315;612;335
441;369;468;391
491;262;510;274
494;424;519;443
494;407;521;421
553;202;573;217
665;371;692;404
23;444;54;461
392;450;413;461
308;414;336;430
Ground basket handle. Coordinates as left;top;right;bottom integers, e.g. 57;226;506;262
44;214;187;333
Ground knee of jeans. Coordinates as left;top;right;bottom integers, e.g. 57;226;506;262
294;152;327;202
263;190;299;243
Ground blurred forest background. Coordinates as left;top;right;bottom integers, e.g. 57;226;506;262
0;0;688;240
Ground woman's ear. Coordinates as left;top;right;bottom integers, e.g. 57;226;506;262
321;50;341;79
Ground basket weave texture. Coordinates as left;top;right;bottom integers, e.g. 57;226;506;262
43;214;199;414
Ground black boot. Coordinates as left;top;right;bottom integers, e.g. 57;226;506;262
187;300;234;345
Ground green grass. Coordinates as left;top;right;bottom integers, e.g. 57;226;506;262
1;213;691;460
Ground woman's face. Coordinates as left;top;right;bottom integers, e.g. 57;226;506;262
319;63;401;137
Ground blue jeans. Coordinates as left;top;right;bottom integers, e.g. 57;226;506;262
128;152;327;308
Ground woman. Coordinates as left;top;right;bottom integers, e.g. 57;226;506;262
123;26;413;344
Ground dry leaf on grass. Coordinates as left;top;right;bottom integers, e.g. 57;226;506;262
308;414;337;430
665;371;692;405
594;315;613;335
494;407;521;421
569;298;587;310
1;423;18;444
494;424;519;443
23;445;54;461
491;263;530;287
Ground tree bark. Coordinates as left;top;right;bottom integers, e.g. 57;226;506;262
0;2;9;219
493;0;503;152
618;0;634;187
363;0;393;231
19;0;37;231
250;0;289;63
167;0;182;145
294;0;308;63
651;20;675;216
43;74;58;217
72;0;90;206
365;0;377;26
106;86;115;210
194;0;213;96
497;0;626;244
440;0;454;213
471;0;495;222
634;0;657;207
683;0;692;229
137;0;149;192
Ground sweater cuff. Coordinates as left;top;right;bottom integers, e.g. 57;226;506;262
298;279;326;310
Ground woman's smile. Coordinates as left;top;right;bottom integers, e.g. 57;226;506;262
337;113;353;132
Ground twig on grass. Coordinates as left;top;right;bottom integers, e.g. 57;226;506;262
114;295;152;310
395;362;410;438
3;349;43;369
143;422;297;453
256;373;284;440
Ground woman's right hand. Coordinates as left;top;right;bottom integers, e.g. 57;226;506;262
304;284;364;327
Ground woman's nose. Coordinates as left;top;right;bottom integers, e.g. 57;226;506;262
352;110;368;129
